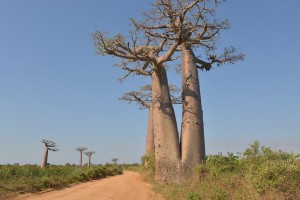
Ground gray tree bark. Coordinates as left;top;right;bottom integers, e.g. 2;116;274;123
152;66;181;183
180;44;205;176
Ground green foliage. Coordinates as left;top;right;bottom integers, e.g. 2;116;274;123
144;141;300;200
243;140;261;158
241;141;300;196
143;151;155;173
139;151;156;183
194;152;241;182
0;165;123;198
206;152;240;174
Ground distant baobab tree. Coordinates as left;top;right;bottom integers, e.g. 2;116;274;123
111;158;118;165
84;151;95;166
41;139;59;168
75;147;87;166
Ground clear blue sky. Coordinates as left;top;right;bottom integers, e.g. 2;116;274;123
0;0;299;165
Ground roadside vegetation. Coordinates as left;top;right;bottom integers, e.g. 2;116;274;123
137;141;300;200
0;164;123;199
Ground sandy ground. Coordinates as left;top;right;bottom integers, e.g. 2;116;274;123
15;171;164;200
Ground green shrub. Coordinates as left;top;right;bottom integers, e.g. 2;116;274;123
148;141;300;200
249;158;300;194
242;141;300;194
143;151;155;173
194;152;241;180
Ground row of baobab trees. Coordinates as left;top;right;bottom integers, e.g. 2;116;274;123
94;0;244;183
41;139;118;168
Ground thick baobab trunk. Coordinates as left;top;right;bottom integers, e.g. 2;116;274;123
180;44;205;176
152;66;181;183
145;104;155;154
41;147;49;168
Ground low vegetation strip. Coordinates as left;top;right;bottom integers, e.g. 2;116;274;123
0;164;123;199
137;142;300;200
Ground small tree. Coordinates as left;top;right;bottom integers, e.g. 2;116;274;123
84;151;95;166
111;158;118;165
75;147;87;166
41;139;59;168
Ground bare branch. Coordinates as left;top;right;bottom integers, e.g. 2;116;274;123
116;60;152;82
93;31;153;62
158;40;181;64
193;46;244;71
120;84;182;109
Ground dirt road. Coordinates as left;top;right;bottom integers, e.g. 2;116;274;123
16;171;163;200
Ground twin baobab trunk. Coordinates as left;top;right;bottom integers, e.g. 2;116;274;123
41;147;49;168
152;66;181;182
151;46;206;182
181;44;205;176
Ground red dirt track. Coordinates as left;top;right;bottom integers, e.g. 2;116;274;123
15;171;163;200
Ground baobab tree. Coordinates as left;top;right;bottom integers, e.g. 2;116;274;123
131;0;244;177
84;151;95;167
120;84;181;157
94;0;243;182
75;147;87;166
111;158;118;165
94;20;182;183
41;139;59;168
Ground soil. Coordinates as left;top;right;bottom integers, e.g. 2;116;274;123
14;171;164;200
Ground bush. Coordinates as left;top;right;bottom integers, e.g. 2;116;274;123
194;152;241;180
241;142;300;196
145;141;300;200
143;151;155;173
